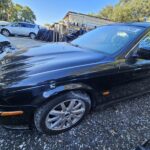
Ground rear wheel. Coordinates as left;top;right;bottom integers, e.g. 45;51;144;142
29;33;36;39
34;91;91;135
1;29;10;37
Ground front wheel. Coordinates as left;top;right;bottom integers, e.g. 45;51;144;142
29;33;36;39
1;29;10;37
34;91;91;135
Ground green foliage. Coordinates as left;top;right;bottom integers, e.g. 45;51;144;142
93;0;150;22
0;0;13;21
21;6;36;23
98;5;113;19
0;0;36;23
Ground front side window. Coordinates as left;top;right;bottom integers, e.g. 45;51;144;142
11;23;19;27
71;25;144;55
139;31;150;49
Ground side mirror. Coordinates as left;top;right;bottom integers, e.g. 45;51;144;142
137;47;150;60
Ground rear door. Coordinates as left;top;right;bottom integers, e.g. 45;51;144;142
18;23;30;36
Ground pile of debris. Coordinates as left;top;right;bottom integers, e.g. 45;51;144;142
36;28;87;42
36;29;60;42
62;28;87;42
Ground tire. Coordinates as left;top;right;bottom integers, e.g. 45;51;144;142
1;29;10;37
34;91;91;135
29;33;36;39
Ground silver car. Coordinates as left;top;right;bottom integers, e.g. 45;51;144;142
1;22;39;39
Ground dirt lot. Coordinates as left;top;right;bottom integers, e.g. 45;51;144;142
8;36;46;50
0;37;150;150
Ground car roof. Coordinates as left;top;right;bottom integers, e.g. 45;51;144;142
21;22;35;25
13;22;36;25
110;22;150;28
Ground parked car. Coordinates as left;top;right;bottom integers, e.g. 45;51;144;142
1;22;39;39
0;21;10;32
0;34;16;59
0;22;150;135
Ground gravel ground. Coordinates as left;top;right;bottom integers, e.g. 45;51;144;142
0;95;149;150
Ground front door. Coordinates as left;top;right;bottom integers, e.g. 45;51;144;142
10;23;21;35
97;30;150;104
117;30;150;98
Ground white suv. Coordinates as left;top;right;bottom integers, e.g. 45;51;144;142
1;22;39;39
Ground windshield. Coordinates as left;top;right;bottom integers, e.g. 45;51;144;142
71;25;144;55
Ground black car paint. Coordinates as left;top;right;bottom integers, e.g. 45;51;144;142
0;23;150;127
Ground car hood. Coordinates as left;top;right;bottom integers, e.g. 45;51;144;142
0;42;108;89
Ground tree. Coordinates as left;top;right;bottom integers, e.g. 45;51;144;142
96;0;150;22
21;6;36;23
0;0;36;23
0;0;13;21
11;4;23;22
129;0;150;21
99;5;114;19
111;3;134;22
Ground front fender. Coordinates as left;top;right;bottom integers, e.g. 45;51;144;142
35;83;100;108
42;83;93;99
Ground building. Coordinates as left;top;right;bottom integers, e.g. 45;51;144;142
53;11;114;35
64;11;113;28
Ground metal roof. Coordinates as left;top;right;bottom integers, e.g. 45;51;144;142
63;11;113;22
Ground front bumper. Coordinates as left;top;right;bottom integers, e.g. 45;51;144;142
0;105;36;128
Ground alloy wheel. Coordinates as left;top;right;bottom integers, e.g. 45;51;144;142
2;30;10;36
30;33;36;39
45;99;86;131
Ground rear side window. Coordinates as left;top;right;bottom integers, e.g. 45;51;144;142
20;23;35;28
27;24;35;28
20;23;27;27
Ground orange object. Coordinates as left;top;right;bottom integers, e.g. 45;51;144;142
0;111;24;116
103;90;110;96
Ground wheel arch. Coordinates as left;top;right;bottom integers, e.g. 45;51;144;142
1;28;11;34
29;32;36;36
41;83;99;109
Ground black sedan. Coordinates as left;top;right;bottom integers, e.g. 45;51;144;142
0;22;150;135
